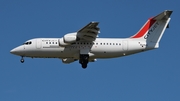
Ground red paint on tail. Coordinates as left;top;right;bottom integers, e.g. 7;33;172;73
131;18;156;38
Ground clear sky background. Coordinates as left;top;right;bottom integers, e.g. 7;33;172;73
1;0;180;101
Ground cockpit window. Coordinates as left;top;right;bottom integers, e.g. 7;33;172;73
23;41;32;45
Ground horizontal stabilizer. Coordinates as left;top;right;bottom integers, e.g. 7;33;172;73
153;10;173;20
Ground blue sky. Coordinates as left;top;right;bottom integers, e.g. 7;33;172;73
1;0;180;101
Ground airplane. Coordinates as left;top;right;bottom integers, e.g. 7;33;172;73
10;10;172;69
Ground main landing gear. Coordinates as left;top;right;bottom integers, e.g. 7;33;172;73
79;54;89;69
20;56;24;63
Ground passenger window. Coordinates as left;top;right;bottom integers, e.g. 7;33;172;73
49;42;51;44
46;42;48;44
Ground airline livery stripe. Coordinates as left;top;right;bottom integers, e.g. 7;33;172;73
131;18;156;38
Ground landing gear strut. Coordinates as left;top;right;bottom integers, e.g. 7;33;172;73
20;56;24;63
79;54;89;69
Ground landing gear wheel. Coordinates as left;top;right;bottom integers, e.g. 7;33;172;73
79;54;89;69
20;57;24;63
82;63;87;69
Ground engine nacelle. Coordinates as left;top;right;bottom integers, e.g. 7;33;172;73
59;33;78;46
63;33;77;43
89;59;97;62
59;38;71;46
62;58;75;64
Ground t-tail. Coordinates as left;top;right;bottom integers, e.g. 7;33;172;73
131;10;173;49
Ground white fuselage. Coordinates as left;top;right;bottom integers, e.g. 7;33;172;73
12;37;150;60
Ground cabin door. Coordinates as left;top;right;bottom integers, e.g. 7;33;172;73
36;39;42;49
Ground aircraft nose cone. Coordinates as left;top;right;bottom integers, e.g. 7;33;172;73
10;45;24;56
10;48;17;54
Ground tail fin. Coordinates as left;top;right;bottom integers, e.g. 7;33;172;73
131;10;173;48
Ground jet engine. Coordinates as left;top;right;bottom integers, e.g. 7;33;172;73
89;59;97;62
63;34;77;43
62;58;76;64
59;33;78;46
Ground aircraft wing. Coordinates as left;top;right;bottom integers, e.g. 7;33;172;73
77;22;100;41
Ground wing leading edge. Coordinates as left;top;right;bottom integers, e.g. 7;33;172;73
77;22;100;41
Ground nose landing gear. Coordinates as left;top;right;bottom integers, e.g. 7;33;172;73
20;57;24;63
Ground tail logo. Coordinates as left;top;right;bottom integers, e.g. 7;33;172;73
144;22;159;39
